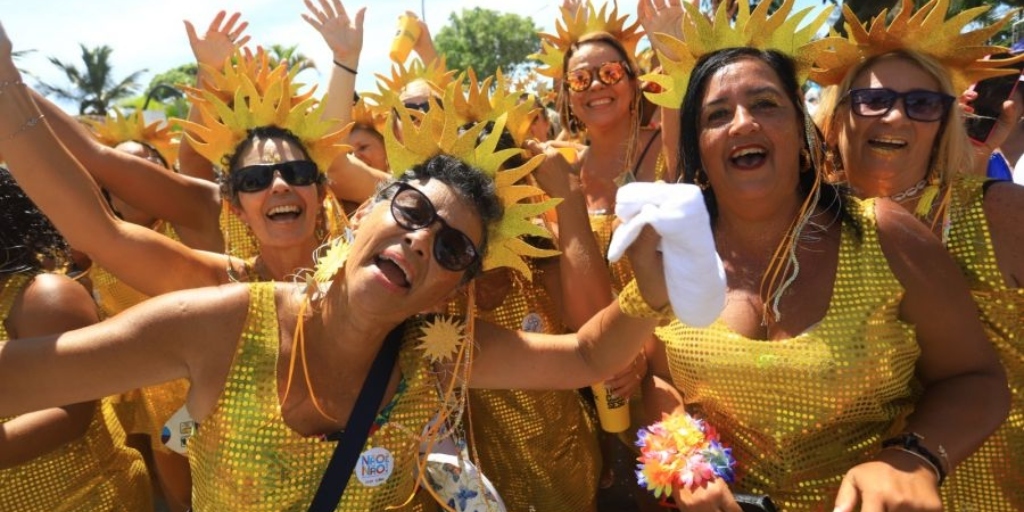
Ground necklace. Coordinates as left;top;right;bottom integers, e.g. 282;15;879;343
888;178;928;203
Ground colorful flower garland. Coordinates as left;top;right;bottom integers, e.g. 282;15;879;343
635;412;736;498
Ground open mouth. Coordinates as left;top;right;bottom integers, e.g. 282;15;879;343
729;146;767;169
868;136;907;151
266;205;302;221
587;97;613;108
374;254;411;289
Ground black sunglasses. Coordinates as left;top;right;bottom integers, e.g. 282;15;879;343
383;182;479;273
565;60;631;93
231;160;320;193
845;88;955;123
402;101;431;113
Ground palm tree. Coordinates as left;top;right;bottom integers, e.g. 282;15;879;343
266;44;317;74
37;44;146;116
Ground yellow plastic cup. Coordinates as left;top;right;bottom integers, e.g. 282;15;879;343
389;14;422;63
591;383;630;433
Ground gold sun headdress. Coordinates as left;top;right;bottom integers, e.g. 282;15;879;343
374;57;457;99
85;108;180;167
809;0;1022;93
642;0;832;109
531;1;644;79
452;69;540;148
350;97;388;136
379;80;561;281
176;50;350;175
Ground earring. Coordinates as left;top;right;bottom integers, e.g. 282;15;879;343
799;148;812;172
693;168;710;190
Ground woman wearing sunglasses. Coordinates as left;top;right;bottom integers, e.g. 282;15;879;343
0;31;684;508
814;2;1024;509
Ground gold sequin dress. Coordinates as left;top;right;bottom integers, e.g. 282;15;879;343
940;175;1024;511
655;199;919;511
189;282;441;511
468;266;601;512
0;273;153;511
90;221;189;452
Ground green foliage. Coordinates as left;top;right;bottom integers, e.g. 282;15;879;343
37;44;146;116
148;64;197;98
434;7;540;77
267;44;316;73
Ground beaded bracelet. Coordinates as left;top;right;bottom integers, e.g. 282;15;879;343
1;114;44;142
636;411;735;499
332;59;358;75
617;279;672;320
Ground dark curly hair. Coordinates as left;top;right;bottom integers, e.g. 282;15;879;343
382;154;503;282
0;166;70;274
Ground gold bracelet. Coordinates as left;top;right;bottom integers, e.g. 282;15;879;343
1;114;44;142
0;79;25;93
617;279;671;319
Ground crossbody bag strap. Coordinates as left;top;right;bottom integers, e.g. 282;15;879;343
307;324;404;512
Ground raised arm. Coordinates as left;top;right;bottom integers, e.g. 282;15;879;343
0;283;250;424
304;0;364;131
0;33;233;296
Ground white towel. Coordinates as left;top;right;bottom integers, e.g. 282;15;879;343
607;182;726;327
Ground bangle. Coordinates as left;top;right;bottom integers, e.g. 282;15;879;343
617;279;671;319
881;432;947;486
333;60;357;75
636;411;735;499
1;114;44;142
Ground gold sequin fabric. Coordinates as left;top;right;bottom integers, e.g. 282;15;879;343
189;282;441;511
0;273;153;511
221;201;261;260
590;213;634;292
940;175;1024;511
656;199;919;511
469;266;601;512
90;221;189;453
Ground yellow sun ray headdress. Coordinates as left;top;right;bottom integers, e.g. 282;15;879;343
531;1;644;79
642;0;832;109
452;69;539;148
351;97;388;136
85;108;180;167
374;57;457;99
176;50;351;175
379;81;561;281
808;0;1022;94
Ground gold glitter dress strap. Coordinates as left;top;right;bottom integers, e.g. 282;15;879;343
0;273;32;339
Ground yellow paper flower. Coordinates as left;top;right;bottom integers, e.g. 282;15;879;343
417;315;467;363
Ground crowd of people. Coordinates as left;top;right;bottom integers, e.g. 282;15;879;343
0;0;1021;511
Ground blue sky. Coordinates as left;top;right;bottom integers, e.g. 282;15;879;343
2;0;838;111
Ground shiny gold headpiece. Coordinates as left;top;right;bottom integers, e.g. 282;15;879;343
643;0;831;108
532;1;644;79
378;84;560;279
452;69;538;147
809;0;1021;93
85;108;180;166
351;97;388;136
176;50;350;174
374;57;457;98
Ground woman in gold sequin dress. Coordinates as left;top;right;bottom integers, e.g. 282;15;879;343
646;46;1008;512
814;3;1024;509
0;168;152;511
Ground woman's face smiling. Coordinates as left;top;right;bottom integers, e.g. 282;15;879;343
231;136;322;250
697;57;802;210
347;179;485;317
566;41;634;131
349;128;388;171
836;55;944;197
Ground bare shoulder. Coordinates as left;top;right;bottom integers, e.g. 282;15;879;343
873;198;946;273
9;273;98;337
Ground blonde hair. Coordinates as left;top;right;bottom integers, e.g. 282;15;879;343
816;50;974;186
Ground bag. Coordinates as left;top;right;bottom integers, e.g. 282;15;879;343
423;452;506;512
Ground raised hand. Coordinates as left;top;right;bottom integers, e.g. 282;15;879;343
638;0;684;58
184;10;250;70
302;0;364;67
